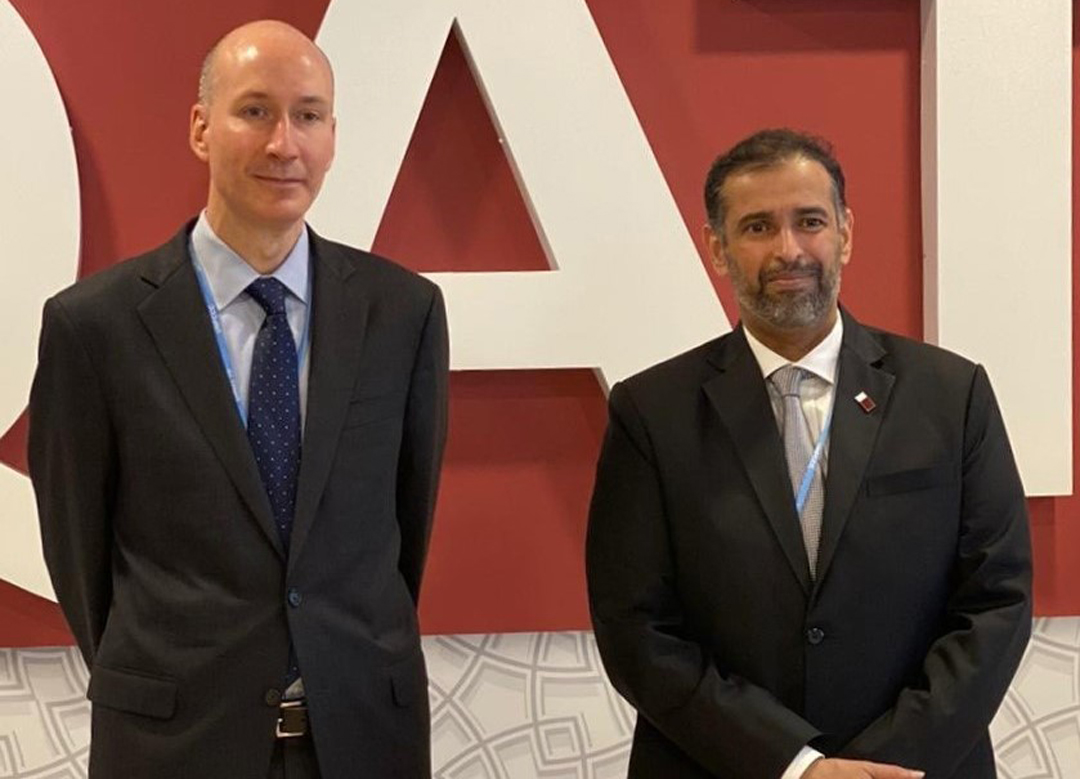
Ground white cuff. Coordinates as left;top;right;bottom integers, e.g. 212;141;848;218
781;745;825;779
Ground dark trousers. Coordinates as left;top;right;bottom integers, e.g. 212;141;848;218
268;735;321;779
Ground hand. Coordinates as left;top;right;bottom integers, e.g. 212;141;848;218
803;757;925;779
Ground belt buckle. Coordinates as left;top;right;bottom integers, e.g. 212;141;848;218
275;699;308;739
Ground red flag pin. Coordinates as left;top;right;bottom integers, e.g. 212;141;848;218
854;391;876;413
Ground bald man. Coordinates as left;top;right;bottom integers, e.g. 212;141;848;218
29;20;448;779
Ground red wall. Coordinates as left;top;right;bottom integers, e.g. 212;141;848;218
0;0;1073;646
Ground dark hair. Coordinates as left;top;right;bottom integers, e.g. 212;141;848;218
703;129;846;231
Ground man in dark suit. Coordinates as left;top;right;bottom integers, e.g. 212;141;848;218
586;129;1031;779
28;20;447;779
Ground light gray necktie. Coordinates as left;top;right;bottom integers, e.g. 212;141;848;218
770;365;824;577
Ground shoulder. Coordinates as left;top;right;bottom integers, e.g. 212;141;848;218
626;337;726;385
311;233;440;303
843;314;994;430
612;332;734;408
855;320;980;384
46;227;190;323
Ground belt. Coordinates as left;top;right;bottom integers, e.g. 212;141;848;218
275;700;309;739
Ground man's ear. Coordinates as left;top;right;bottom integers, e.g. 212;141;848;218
703;223;729;277
190;104;210;162
323;115;337;173
839;207;854;266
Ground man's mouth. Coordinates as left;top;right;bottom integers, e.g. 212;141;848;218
761;265;819;291
254;174;304;185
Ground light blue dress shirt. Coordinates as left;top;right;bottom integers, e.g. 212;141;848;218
188;212;311;429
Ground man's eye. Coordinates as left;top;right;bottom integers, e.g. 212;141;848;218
800;217;826;229
239;105;268;119
744;222;769;235
295;110;322;124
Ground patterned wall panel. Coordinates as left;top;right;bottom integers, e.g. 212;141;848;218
1;620;1076;778
427;633;633;778
0;648;88;777
994;618;1080;778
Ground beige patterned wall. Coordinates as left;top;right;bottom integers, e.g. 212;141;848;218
427;632;633;777
0;647;88;777
993;618;1080;778
0;619;1076;778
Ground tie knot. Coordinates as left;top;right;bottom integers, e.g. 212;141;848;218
770;365;805;397
247;277;288;316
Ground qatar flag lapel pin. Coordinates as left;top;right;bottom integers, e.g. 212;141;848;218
854;391;876;414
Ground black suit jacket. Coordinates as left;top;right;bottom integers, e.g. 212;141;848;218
586;310;1031;779
28;223;448;779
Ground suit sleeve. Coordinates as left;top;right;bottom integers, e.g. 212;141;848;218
840;364;1033;775
395;285;449;604
27;298;116;667
587;382;820;779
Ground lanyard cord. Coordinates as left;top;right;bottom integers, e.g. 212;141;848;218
795;411;832;514
191;258;311;426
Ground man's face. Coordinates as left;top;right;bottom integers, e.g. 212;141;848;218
190;29;335;235
705;156;853;335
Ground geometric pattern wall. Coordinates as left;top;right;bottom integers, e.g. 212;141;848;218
994;618;1080;779
1;619;1078;778
0;648;88;778
428;632;633;778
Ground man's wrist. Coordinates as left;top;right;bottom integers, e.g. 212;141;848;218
781;745;826;779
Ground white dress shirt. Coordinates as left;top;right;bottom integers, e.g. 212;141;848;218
744;315;843;475
742;314;843;779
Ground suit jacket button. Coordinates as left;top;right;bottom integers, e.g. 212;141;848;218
806;627;825;645
287;588;302;608
264;688;282;707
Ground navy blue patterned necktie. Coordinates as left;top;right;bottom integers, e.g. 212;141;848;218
246;278;301;552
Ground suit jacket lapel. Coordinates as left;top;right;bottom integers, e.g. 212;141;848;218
136;226;284;558
814;310;894;586
703;328;813;595
288;234;369;569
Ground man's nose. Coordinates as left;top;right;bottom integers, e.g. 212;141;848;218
773;225;802;261
266;116;299;159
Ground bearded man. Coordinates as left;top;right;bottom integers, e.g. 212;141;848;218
586;129;1031;779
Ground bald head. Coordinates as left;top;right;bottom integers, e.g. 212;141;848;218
197;20;333;107
189;18;337;261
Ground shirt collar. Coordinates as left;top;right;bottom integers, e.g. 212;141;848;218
743;312;844;384
190;211;311;310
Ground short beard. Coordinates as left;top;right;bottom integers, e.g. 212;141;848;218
728;257;841;330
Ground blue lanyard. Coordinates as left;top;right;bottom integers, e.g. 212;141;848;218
795;411;832;514
191;259;311;426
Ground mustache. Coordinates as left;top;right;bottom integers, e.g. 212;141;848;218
759;261;822;284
